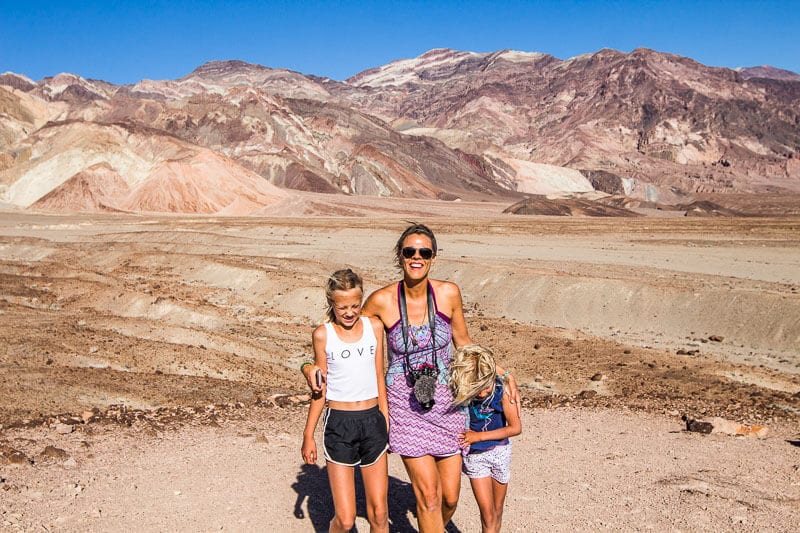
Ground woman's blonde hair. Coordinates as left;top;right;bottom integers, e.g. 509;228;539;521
450;344;498;406
324;269;363;323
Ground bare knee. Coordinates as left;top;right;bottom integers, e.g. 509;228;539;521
331;512;356;532
442;493;458;515
367;503;389;529
480;511;499;533
417;487;443;514
479;506;503;533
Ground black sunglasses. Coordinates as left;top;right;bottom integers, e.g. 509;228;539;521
401;247;434;260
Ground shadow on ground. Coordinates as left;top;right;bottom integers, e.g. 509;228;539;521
292;463;463;532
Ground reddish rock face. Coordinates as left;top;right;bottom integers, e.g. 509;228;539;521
338;48;800;199
1;48;799;213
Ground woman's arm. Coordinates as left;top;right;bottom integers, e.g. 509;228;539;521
439;280;520;407
439;281;472;347
495;365;521;412
301;360;322;393
301;326;328;463
371;317;389;431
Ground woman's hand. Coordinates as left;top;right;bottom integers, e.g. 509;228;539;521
301;435;318;464
458;430;482;447
504;373;521;416
302;363;324;394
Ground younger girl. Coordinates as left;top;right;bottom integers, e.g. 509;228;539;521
301;269;389;533
451;344;522;533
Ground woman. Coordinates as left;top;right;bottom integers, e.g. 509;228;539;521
303;223;518;532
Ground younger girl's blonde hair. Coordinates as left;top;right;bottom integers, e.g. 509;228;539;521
324;268;363;323
450;344;498;406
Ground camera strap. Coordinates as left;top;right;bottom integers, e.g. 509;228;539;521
398;280;436;373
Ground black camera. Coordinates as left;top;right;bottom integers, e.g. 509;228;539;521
409;364;438;411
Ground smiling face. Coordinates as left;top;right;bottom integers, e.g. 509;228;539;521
330;287;363;328
400;233;436;282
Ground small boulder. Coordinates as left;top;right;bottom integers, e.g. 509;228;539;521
684;417;714;434
708;417;768;438
0;445;32;466
39;446;69;461
55;423;74;435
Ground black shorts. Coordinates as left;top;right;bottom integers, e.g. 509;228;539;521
323;405;388;467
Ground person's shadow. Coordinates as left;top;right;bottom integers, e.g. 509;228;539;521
292;463;462;532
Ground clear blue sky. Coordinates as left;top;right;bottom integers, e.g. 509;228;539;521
2;0;797;84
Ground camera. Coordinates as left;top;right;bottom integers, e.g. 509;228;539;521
409;364;438;411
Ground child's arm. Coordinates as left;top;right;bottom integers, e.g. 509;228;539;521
301;326;327;464
459;386;522;446
371;317;389;431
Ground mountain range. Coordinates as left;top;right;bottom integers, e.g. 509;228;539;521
1;47;798;214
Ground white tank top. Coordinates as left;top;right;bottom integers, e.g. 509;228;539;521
324;317;379;402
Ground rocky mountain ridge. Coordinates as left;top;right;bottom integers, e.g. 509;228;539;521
1;48;799;214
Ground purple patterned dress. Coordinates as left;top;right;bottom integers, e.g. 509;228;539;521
385;282;467;457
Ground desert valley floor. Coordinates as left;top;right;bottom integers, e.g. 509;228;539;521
1;203;799;531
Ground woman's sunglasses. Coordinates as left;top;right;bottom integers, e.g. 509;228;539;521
401;247;434;260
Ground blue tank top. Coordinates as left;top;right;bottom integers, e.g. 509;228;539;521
468;379;508;453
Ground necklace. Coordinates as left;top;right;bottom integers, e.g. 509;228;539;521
398;281;436;370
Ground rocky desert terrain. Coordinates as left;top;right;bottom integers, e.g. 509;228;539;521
1;204;798;531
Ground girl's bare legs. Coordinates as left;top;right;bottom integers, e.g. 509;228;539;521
326;462;357;532
491;478;508;531
468;476;508;533
402;454;462;532
360;453;389;532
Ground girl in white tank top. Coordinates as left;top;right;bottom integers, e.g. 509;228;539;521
300;269;389;533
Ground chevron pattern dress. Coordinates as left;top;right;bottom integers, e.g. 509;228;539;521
384;283;467;457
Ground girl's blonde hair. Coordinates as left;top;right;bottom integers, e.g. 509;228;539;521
450;344;498;406
324;268;363;323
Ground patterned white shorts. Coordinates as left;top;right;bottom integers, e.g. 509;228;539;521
462;442;512;483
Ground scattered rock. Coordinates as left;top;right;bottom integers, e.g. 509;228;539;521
708;417;768;438
590;373;604;381
0;445;32;466
255;434;270;444
55;423;74;434
683;415;714;434
39;446;69;461
682;414;768;438
82;409;99;423
576;390;597;399
708;335;724;342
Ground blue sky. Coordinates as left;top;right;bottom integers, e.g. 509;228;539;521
1;0;797;84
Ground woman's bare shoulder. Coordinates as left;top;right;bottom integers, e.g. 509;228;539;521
364;283;396;310
430;279;462;298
